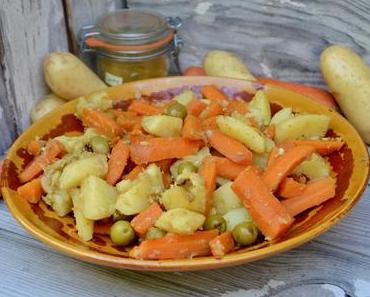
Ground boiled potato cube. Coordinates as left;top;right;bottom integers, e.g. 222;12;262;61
213;182;242;215
80;175;117;220
142;115;183;137
223;207;253;232
59;154;108;189
155;208;205;234
70;188;94;241
274;114;330;143
249;91;271;126
174;89;195;106
76;91;112;117
43;189;72;217
293;153;331;179
217;115;265;153
270;107;293;125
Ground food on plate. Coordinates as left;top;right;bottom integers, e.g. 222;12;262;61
320;45;370;144
44;52;107;100
203;50;255;81
16;84;343;260
31;93;65;122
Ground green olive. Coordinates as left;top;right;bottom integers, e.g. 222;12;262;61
145;227;166;240
165;101;187;119
177;161;197;175
110;220;135;246
90;136;110;154
232;221;258;246
203;215;227;233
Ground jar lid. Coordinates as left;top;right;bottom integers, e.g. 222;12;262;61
85;10;176;53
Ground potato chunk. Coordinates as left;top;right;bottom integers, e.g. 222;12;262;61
223;208;253;232
155;208;205;234
174;89;195;106
293;153;331;179
248;91;271;127
213;182;243;215
80;175;117;220
43;189;72;217
274;114;330;143
142;115;183;137
71;188;94;241
217;115;265;153
59;154;107;189
270;107;293;125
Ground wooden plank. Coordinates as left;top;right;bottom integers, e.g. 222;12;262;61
130;0;370;88
64;0;124;55
0;0;69;155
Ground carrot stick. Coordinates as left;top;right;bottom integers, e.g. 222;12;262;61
277;177;307;199
94;221;112;235
130;202;164;237
27;139;44;156
224;100;248;115
232;167;294;240
199;156;217;215
116;114;141;132
182;115;204;140
209;232;235;257
282;177;336;216
130;137;201;164
200;101;223;119
264;124;275;139
81;108;121;140
202;85;227;102
207;130;252;165
129;230;218;260
186;99;207;116
128;100;163;115
201;116;218;130
17;178;44;204
288;139;344;155
263;145;315;191
19;140;65;183
211;156;245;180
106;140;130;185
257;77;337;109
126;165;145;180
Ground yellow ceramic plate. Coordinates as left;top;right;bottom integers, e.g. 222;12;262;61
1;77;369;271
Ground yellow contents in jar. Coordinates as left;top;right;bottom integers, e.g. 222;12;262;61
97;54;169;86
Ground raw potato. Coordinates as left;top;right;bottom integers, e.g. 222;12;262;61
293;153;331;180
142;115;183;137
217;115;265;153
249;91;271;127
70;188;94;241
31;93;65;123
270;108;293;125
213;182;243;215
44;52;106;100
274;114;330;143
155;208;205;234
223;207;253;232
59;154;108;189
80;175;118;220
203;50;255;81
320;45;370;144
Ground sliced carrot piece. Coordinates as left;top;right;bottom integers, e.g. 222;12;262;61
27;139;43;156
224;100;248;114
211;156;245;180
182;115;203;141
200;101;223;119
106;140;130;185
130;202;164;237
201;116;218;130
207;130;252;165
209;232;235;257
232;167;294;240
129;230;218;260
19;140;65;183
130;137;201;164
81;108;121;140
128;100;163;115
199;156;217;215
264;124;275;139
187;99;207;116
202;85;227;102
282;177;336;216
116;114;141;132
277;177;307;199
126;165;145;180
17;178;44;204
263;145;315;191
288;139;344;155
94;221;112;235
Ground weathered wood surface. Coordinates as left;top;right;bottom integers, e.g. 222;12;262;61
0;0;69;154
1;0;370;296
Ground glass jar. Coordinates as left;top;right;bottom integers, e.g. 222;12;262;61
79;10;183;86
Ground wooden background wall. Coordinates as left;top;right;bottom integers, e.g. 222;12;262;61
0;0;369;155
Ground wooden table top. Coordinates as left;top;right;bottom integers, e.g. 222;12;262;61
1;1;370;296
